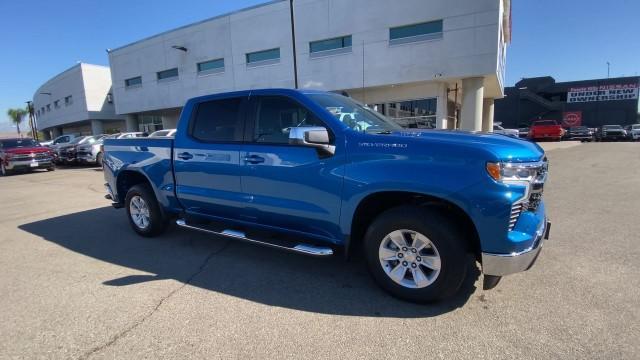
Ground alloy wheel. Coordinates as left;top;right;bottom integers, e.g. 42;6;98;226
129;195;151;229
378;229;441;289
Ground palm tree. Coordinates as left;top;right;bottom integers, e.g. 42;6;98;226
7;107;27;137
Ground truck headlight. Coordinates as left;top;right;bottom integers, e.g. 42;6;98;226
486;162;538;183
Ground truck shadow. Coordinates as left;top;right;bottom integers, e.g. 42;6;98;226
19;207;479;318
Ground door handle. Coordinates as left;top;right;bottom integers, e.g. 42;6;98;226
177;152;193;160
243;155;265;164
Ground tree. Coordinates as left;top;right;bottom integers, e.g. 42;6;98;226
6;107;27;137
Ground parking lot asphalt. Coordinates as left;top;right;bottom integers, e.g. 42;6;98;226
0;143;639;359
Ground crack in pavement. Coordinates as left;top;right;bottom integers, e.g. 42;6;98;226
77;239;232;360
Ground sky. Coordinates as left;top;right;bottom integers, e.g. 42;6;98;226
1;0;639;133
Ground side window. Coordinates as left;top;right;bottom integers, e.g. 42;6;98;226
192;97;244;142
254;96;326;144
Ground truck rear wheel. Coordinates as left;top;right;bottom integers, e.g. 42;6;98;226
125;184;166;237
364;206;468;303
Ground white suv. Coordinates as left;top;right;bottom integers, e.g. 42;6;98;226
624;124;640;141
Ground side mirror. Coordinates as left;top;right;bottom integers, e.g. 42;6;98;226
289;126;335;156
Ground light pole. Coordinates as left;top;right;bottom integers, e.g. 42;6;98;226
607;62;610;78
289;0;298;89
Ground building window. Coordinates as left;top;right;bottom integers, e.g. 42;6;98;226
310;35;352;56
197;58;225;75
41;107;45;114
65;95;73;106
46;104;51;112
389;20;443;45
54;100;60;109
376;98;437;129
246;48;280;67
138;115;163;133
107;93;113;104
157;68;179;82
125;76;142;88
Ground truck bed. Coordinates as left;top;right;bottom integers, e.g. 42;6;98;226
103;137;178;210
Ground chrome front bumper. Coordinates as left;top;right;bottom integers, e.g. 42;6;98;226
6;158;53;170
482;219;551;276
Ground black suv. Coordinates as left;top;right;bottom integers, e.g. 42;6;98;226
595;125;626;142
565;126;593;142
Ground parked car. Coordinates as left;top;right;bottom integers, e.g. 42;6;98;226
149;129;177;137
528;120;564;141
117;132;147;139
57;135;104;164
77;135;108;166
518;127;529;138
42;134;81;147
492;123;519;138
0;138;55;176
595;125;627;141
624;124;640;141
564;126;593;142
103;89;550;303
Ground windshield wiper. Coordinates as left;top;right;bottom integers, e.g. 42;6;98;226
374;130;393;134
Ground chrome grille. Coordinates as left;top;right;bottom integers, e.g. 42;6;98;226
10;154;32;161
509;203;524;230
9;153;51;161
509;158;548;230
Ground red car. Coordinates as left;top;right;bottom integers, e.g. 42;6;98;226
528;120;565;141
0;138;55;176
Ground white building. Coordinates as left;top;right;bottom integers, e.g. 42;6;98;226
32;63;125;139
107;0;510;132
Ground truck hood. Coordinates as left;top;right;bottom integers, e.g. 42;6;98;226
4;147;51;155
388;129;545;162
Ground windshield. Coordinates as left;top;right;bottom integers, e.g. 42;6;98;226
151;130;170;137
570;126;587;131
603;125;622;130
0;139;40;148
83;135;103;144
633;125;640;129
307;93;402;133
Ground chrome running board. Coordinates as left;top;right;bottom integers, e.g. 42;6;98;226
176;219;333;257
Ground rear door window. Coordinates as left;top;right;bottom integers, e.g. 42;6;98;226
191;97;245;142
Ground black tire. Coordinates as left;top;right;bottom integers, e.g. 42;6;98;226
0;163;12;176
124;184;166;237
96;152;103;167
47;166;55;171
364;206;468;303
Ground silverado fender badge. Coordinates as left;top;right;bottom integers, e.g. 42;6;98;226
358;142;408;148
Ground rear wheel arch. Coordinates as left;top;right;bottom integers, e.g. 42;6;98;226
116;170;153;204
348;191;481;260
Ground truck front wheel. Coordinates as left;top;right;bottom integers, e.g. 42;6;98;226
364;206;468;303
125;184;166;237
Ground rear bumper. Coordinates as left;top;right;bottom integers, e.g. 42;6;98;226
481;219;550;276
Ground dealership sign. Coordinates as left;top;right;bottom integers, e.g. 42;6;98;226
562;111;582;127
567;83;638;103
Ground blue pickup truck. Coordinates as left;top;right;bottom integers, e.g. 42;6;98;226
103;89;550;303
